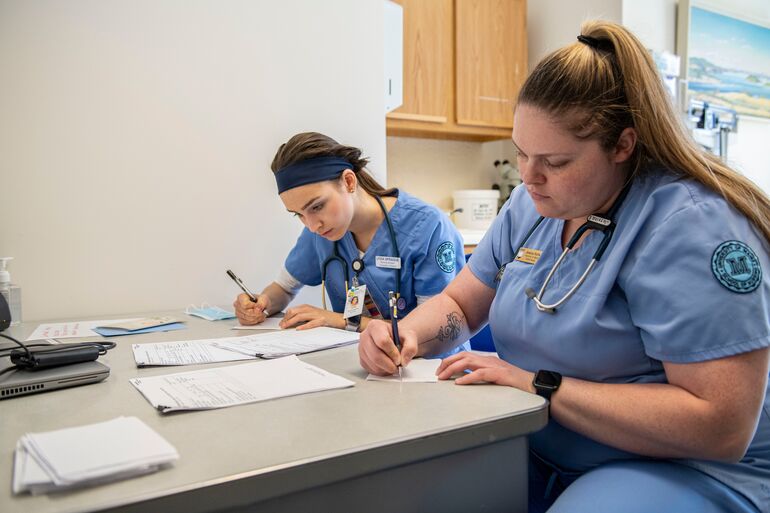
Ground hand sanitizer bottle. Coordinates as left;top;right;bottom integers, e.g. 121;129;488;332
0;257;22;326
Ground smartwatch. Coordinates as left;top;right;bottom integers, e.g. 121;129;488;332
344;315;361;333
532;370;562;401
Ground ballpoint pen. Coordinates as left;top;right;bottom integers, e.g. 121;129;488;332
389;291;402;381
226;269;269;316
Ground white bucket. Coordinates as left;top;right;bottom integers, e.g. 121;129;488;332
452;189;500;230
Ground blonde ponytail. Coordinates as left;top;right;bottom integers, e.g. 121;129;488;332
518;20;770;246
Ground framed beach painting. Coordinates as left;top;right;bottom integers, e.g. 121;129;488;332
678;0;770;118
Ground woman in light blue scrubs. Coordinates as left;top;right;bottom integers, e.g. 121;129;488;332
234;132;468;356
359;21;770;513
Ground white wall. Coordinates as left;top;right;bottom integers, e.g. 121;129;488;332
728;116;770;194
527;0;622;70
622;0;678;53
0;0;386;321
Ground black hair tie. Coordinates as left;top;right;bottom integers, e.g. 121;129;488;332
577;34;614;53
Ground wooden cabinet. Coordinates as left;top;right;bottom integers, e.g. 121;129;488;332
387;0;527;142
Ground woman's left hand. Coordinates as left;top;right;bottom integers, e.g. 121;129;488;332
280;304;345;330
436;352;535;391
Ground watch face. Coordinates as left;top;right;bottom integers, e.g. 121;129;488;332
535;370;561;388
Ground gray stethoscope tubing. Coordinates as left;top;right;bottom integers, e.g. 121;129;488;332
321;194;400;310
497;183;631;314
321;244;349;310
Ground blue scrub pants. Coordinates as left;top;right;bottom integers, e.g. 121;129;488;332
529;453;759;513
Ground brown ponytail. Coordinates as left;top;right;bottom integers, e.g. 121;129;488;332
271;132;395;197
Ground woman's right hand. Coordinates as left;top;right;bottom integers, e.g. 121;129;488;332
233;293;270;325
358;319;419;376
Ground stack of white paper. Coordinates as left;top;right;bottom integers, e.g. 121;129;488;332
13;417;178;495
130;355;355;413
213;326;359;358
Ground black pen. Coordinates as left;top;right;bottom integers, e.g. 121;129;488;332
389;291;402;381
226;270;269;315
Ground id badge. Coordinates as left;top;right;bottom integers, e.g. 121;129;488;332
343;285;367;319
375;256;401;269
514;247;542;265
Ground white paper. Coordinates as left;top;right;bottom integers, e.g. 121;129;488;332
131;328;355;366
132;340;257;366
13;442;49;495
13;417;178;494
26;318;141;341
214;326;358;358
230;317;284;330
129;355;354;412
367;359;442;383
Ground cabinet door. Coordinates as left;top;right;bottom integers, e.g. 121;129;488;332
455;0;527;129
387;0;453;125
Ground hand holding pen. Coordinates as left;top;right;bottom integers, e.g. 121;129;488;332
389;291;403;381
227;269;270;324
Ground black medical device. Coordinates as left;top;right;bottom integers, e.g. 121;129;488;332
0;293;10;332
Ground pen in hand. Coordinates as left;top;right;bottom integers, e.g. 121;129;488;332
389;291;402;381
226;269;269;316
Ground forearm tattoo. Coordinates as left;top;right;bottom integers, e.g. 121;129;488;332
435;312;464;344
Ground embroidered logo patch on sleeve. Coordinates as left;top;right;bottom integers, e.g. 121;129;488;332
436;241;456;273
711;240;762;293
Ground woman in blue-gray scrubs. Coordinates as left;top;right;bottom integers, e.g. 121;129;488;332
234;132;468;355
359;20;770;513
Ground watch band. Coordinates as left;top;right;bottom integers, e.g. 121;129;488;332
532;370;562;401
344;316;361;332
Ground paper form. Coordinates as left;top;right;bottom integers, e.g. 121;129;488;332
129;355;355;412
230;317;284;330
366;358;442;383
132;340;257;366
26;318;141;341
213;326;359;358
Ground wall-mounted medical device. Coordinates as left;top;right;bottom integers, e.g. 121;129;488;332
688;99;738;160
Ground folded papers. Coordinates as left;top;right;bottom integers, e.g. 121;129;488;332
96;316;179;331
92;322;186;337
13;416;178;494
93;316;186;337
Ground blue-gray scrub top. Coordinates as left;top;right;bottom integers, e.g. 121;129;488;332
468;169;770;510
285;189;470;356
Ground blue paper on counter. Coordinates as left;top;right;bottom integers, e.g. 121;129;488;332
92;323;187;337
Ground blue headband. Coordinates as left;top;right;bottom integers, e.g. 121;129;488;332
275;156;353;194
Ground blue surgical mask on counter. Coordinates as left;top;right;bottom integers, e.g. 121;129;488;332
185;303;236;321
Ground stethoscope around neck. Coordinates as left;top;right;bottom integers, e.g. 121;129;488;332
495;183;632;314
321;194;401;311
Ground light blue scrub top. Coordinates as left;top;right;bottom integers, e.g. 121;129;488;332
285;189;470;356
469;169;770;510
